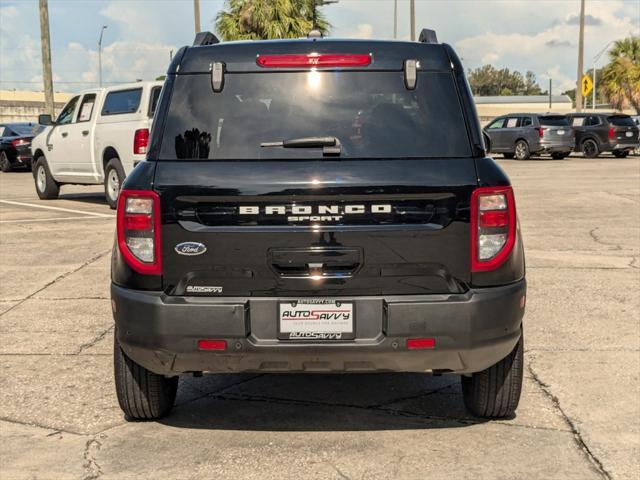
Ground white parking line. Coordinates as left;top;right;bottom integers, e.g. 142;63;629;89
0;199;114;218
0;216;114;224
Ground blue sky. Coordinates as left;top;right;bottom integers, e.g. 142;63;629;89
1;0;638;93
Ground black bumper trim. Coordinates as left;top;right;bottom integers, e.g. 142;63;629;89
112;280;526;375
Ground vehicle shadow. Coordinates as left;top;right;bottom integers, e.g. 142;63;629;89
160;372;493;431
59;192;109;206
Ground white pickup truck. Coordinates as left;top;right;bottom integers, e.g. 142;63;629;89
31;81;163;208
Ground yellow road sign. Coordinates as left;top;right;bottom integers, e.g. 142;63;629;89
581;74;593;97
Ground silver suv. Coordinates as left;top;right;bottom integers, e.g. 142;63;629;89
484;113;574;160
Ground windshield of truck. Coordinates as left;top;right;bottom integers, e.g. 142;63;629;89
159;71;472;160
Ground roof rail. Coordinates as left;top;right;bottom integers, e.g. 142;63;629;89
193;31;220;46
418;29;438;44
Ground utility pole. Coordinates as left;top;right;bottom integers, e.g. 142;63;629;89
549;79;552;110
194;0;201;34
575;0;585;112
38;0;54;116
393;0;397;39
98;25;107;88
410;0;416;41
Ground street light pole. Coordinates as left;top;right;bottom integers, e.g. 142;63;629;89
591;40;614;111
575;0;585;112
98;25;107;88
410;0;416;41
393;0;397;39
38;0;54;116
194;0;201;34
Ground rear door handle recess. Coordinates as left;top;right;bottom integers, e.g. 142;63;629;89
82;130;89;136
61;132;68;138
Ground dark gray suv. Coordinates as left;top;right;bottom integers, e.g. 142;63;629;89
567;113;639;158
484;113;574;160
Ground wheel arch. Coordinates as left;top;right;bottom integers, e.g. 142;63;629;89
102;146;120;173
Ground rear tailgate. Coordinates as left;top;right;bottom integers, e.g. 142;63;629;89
539;115;573;145
608;115;640;144
156;158;476;297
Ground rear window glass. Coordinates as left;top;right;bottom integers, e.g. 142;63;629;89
159;71;471;160
608;116;635;127
540;116;569;126
149;86;162;117
101;88;142;116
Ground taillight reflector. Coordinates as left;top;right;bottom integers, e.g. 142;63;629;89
608;127;615;139
471;186;517;272
535;127;544;138
116;190;162;275
198;339;227;351
11;138;29;147
407;338;436;350
257;53;371;68
133;128;149;155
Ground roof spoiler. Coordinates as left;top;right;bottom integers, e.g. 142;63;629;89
418;28;438;44
193;31;220;46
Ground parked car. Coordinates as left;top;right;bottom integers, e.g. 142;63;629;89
632;115;640;156
483;113;574;160
111;30;526;420
0;123;43;172
566;112;639;158
31;81;163;208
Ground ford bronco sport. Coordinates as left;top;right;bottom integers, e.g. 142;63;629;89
112;30;526;420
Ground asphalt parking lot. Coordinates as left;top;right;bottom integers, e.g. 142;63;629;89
0;155;638;480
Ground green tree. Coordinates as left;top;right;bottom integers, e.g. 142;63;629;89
599;37;640;114
215;0;330;41
467;65;543;96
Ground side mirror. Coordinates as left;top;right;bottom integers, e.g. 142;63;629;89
38;114;53;126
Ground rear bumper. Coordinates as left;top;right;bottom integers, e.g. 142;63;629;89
610;143;639;151
112;279;526;375
536;142;574;154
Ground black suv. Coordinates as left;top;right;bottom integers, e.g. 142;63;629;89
484;113;574;160
567;112;639;158
111;30;526;421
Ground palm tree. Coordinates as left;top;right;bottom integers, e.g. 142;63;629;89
216;0;330;41
599;37;640;114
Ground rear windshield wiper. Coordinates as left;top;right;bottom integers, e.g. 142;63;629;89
261;136;341;156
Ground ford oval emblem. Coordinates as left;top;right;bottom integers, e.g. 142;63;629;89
175;242;207;256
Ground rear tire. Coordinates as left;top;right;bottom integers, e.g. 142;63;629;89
502;153;515;159
0;151;12;172
114;331;178;420
613;150;629;158
104;158;125;209
514;140;530;160
462;332;523;418
581;139;600;158
33;157;60;200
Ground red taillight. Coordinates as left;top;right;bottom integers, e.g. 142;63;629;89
407;338;436;350
198;339;227;351
470;186;516;272
116;189;162;275
535;127;544;138
11;138;29;147
133;128;149;155
257;53;371;68
608;127;615;140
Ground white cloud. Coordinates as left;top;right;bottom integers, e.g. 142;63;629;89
455;0;639;91
347;23;374;39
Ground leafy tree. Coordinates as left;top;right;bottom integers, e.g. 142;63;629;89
215;0;330;41
599;37;640;113
467;65;543;96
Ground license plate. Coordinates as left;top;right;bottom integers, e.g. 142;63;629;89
279;300;354;340
557;130;565;135
626;131;633;137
